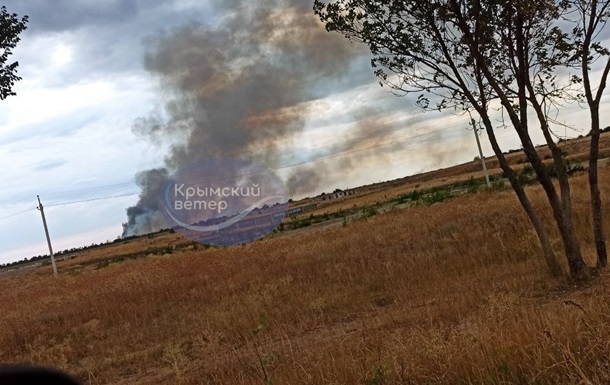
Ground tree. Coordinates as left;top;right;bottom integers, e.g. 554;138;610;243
568;0;610;267
451;0;590;277
313;0;597;278
0;5;28;100
448;0;593;276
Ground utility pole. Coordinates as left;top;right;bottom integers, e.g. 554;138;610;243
472;119;491;188
37;195;58;276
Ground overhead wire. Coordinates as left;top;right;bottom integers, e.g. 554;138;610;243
44;192;141;208
0;207;37;221
41;181;138;197
1;124;460;214
31;119;454;199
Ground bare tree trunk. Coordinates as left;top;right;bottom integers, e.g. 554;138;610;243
453;4;589;278
514;11;579;277
589;107;608;267
526;91;584;275
485;68;587;277
429;16;563;276
525;85;580;268
479;114;563;276
513;128;587;277
576;0;610;268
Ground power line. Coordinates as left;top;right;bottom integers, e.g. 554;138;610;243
31;123;455;200
0;182;137;207
88;126;459;188
200;125;460;183
0;192;141;221
45;192;141;208
0;207;37;221
41;181;137;197
272;125;456;171
1;125;461;215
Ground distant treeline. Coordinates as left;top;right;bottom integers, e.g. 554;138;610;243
0;227;173;269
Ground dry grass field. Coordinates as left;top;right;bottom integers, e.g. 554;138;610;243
1;156;610;384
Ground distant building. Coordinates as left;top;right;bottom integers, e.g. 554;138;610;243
320;188;358;201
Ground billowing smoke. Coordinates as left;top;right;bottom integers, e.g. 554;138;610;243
122;168;168;237
122;0;366;237
285;167;322;196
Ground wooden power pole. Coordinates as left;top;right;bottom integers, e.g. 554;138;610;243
37;195;58;276
472;119;491;187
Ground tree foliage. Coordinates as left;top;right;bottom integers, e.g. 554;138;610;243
0;5;28;100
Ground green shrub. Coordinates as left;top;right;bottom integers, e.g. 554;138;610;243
405;189;422;202
491;179;507;191
362;206;378;218
465;177;481;193
544;160;585;178
95;260;110;269
423;189;451;204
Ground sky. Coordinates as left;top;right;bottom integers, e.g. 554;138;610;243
0;0;608;264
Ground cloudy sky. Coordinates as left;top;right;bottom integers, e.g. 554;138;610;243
0;0;606;264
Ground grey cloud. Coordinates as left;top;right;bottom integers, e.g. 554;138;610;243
7;0;217;81
3;0;138;33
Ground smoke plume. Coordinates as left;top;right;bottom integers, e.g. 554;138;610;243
122;0;366;237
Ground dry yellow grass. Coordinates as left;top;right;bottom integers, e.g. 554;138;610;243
1;168;610;384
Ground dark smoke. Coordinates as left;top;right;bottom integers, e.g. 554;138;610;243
280;106;440;192
285;167;322;196
122;168;168;237
122;0;366;236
